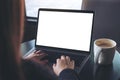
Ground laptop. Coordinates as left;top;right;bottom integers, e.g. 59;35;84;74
25;8;94;73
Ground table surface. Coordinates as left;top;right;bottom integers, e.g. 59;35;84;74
21;39;120;80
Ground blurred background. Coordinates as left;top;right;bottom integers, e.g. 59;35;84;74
23;0;120;49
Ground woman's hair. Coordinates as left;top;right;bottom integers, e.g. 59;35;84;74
0;0;25;80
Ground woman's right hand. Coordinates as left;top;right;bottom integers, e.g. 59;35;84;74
53;55;75;76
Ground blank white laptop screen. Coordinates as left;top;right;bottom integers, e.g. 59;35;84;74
36;9;93;52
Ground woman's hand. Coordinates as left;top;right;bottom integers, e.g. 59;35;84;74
53;55;75;76
24;50;48;65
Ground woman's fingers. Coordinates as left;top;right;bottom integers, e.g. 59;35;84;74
25;50;48;60
32;50;47;59
60;55;73;65
56;58;61;64
34;50;42;54
61;55;65;60
69;60;75;69
53;55;75;76
66;56;70;65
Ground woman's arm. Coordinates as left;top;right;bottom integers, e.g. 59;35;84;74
59;69;79;80
53;56;80;80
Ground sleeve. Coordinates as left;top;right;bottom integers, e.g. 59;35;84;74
58;69;80;80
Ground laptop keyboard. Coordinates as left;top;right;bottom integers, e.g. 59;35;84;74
41;50;87;67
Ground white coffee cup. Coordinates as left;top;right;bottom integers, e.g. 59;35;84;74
94;38;116;65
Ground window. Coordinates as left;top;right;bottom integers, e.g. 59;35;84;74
25;0;83;18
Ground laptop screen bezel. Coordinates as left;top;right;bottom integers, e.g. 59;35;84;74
35;8;94;55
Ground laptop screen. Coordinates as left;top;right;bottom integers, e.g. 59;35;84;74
36;9;94;52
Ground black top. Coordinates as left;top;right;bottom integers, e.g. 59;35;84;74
59;69;79;80
22;60;80;80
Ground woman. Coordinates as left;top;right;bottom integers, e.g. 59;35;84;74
0;0;79;80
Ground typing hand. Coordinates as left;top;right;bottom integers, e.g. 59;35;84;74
53;55;75;76
25;50;48;65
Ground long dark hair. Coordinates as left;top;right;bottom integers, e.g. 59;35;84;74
0;0;25;80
